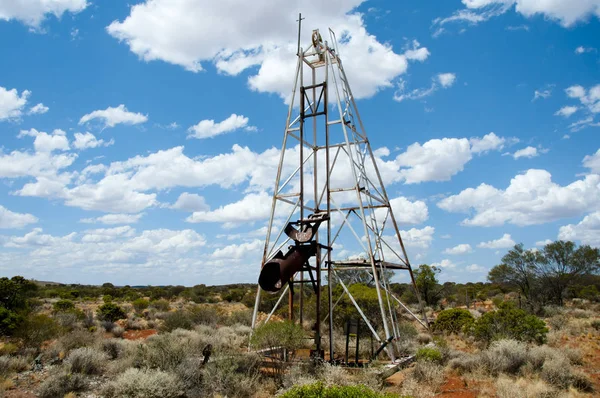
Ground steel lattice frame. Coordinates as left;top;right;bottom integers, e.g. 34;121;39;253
251;23;428;363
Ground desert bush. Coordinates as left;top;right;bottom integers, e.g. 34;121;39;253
0;355;29;376
126;316;147;330
395;339;418;357
132;298;149;313
54;312;79;330
0;343;18;356
57;329;96;352
416;333;432;345
495;375;557;398
199;353;262;398
448;352;482;374
225;309;253;326
412;360;444;384
133;333;189;371
483;339;527;375
53;299;75;313
564;347;583;365
280;382;395;398
97;303;126;322
571;371;594;392
472;302;548;345
101;320;115;332
82;310;95;329
592;320;600;330
187;304;219;326
65;347;107;375
112;326;125;338
150;299;170;311
161;310;193;332
401;361;445;397
415;346;442;363
546;314;567;331
431;308;474;334
102;339;123;360
16;314;61;348
396;321;418;341
0;307;23;335
526;345;558;371
37;372;88;398
103;368;184;398
569;308;593;318
541;356;573;389
251;320;306;356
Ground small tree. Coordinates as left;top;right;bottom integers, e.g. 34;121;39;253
97;303;126;323
414;264;441;306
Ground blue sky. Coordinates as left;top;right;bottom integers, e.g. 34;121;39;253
0;0;599;286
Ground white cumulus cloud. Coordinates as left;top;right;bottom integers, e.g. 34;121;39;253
0;86;30;121
583;149;600;173
106;0;429;102
80;213;144;225
558;211;600;247
443;243;473;255
436;0;600;31
512;146;539;159
18;129;70;153
28;103;49;115
171;193;209;212
0;205;38;229
0;0;88;28
79;104;148;128
188;114;253;139
555;106;578;117
477;233;516;249
73;132;114;150
438;169;600;226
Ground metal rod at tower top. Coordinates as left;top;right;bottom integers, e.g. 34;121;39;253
296;13;304;56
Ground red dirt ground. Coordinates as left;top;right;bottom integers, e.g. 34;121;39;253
123;329;157;340
437;375;478;398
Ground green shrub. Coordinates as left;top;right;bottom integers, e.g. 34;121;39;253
396;321;418;341
416;347;443;363
251;320;306;355
16;314;61;348
472;302;548;345
0;307;23;335
280;382;396;398
53;299;75;313
431;308;474;334
187;304;219;326
160;310;193;332
38;372;88;398
97;303;126;322
132;298;149;313
150;299;170;311
103;368;184;398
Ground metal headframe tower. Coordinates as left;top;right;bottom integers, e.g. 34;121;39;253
251;16;428;363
